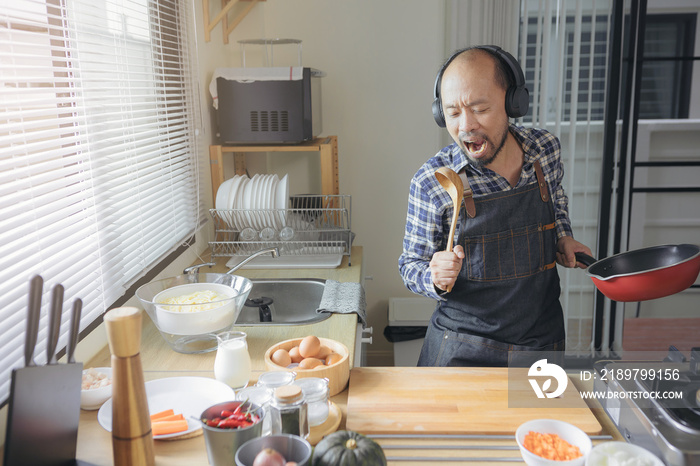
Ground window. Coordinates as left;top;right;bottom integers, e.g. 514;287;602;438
0;0;204;404
635;14;696;119
523;13;612;122
524;11;697;123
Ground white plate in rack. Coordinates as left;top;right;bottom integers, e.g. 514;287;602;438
229;175;247;229
261;175;276;229
224;175;243;228
274;174;289;229
253;174;267;230
215;177;235;211
242;175;257;230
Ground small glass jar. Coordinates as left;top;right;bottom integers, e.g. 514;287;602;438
236;386;273;436
295;377;330;427
256;371;296;390
269;385;309;439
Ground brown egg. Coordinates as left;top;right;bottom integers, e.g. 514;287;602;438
315;345;332;360
271;348;292;368
288;346;303;364
298;335;321;358
297;357;323;370
325;352;343;366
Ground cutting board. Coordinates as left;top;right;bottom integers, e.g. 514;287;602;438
346;367;602;435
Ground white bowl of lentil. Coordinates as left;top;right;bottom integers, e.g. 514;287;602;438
515;419;592;466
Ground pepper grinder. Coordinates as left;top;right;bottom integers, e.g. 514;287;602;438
104;307;155;466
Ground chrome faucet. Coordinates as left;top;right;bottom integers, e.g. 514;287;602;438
183;262;216;275
226;247;279;274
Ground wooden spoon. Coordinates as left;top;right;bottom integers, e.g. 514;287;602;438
434;167;464;292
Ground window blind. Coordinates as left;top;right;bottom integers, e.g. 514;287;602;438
519;0;614;354
0;0;204;404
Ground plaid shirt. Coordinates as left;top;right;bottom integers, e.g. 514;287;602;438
398;124;573;300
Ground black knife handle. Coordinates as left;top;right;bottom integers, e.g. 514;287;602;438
47;284;64;364
25;275;43;367
68;298;82;364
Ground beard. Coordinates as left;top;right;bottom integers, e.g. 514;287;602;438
458;124;509;168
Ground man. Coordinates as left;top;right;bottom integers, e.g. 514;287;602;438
398;46;592;367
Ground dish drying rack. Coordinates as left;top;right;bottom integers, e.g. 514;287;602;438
209;194;352;268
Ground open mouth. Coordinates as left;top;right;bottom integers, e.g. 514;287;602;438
465;139;487;156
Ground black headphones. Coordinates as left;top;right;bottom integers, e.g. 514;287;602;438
431;45;530;127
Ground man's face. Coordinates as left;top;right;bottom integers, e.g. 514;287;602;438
440;53;510;168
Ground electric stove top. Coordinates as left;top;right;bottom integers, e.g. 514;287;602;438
593;346;700;465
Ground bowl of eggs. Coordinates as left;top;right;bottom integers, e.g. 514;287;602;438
264;336;349;396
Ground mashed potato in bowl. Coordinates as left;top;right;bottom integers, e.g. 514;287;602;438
159;289;227;311
154;283;237;335
586;442;663;466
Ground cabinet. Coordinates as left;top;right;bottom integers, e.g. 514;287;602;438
208;135;339;202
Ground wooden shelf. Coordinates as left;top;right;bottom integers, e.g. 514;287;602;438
209;135;340;202
202;0;264;44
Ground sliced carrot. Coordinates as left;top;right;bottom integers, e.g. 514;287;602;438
523;431;582;461
153;413;184;423
152;419;189;436
150;409;175;421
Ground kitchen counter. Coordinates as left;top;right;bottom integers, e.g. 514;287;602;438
73;372;622;465
83;246;364;375
71;245;624;465
74;247;363;465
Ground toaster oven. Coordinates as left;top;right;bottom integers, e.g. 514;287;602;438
214;67;324;144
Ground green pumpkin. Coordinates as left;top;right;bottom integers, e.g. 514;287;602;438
312;430;387;466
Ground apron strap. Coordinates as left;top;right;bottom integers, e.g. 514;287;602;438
534;160;550;203
458;161;548;217
458;171;476;218
542;260;557;271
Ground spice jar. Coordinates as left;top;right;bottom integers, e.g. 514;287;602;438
269;385;309;439
295;377;330;427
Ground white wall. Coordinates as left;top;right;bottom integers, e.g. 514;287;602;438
195;0;447;364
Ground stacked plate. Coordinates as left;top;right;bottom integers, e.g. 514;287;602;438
215;174;289;231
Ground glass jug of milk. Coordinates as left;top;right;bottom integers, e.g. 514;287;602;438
214;331;251;391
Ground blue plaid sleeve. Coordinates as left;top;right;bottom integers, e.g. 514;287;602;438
398;158;453;301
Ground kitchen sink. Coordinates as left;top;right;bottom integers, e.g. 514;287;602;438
234;278;330;325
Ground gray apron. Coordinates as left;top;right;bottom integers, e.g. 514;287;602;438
418;161;565;367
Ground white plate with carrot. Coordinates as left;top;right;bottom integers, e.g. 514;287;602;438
97;376;235;440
